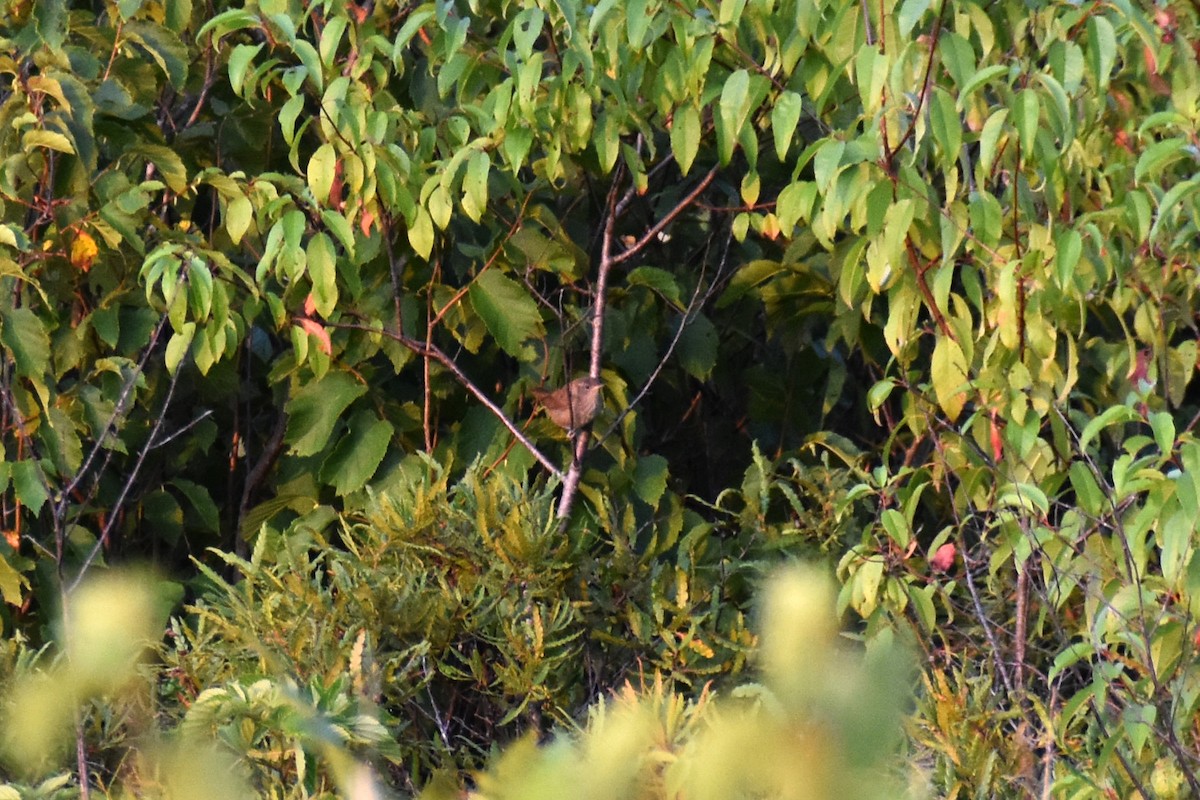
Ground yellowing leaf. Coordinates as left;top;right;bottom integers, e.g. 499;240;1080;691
70;231;98;271
931;336;970;421
308;142;338;205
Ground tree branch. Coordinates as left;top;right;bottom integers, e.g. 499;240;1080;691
330;322;564;482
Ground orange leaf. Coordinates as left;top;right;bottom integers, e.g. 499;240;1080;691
990;413;1003;462
359;208;377;236
295;317;332;354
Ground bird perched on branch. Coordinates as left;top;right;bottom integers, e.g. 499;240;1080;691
531;376;603;432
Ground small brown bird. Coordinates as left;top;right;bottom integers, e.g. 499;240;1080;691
531;376;603;431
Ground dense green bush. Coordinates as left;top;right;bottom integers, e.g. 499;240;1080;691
3;562;913;800
158;453;857;789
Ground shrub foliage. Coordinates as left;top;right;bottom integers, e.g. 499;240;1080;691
2;0;1200;796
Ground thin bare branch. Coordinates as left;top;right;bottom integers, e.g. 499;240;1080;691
330;322;564;481
611;164;719;267
68;356;184;593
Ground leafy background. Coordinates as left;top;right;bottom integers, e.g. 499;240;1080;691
1;0;1200;796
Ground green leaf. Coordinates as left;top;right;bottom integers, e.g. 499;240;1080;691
165;0;192;32
938;33;976;88
427;183;452;230
974;107;1003;176
929;88;961;168
633;454;669;508
468;270;545;357
22;130;74;154
676;312;718;379
409;206;434;259
307;233;338;317
897;0;931;37
1087;15;1116;88
11;461;48;515
187;259;213;319
1054;228;1081;287
125;21;189;88
320;412;394;496
512;7;545;59
279;94;306;146
813;139;845;190
1160;510;1192;585
1049;641;1095;683
771;92;803;160
293;39;324;93
320;211;355;260
969;191;1002;248
228;43;263;96
855;46;887;117
504;124;534;171
1122;704;1156;759
171;479;220;533
1135;137;1187;183
133;144;188;193
52;72;97;172
867;378;896;412
931;336;969;421
717;69;751;165
593;112;620;173
33;0;67;50
392;7;436;65
164;322;195;373
91;305;120;348
1;308;50;378
142;489;183;544
285;371;367;457
776;181;817;234
282;208;306;252
1149;410;1175;455
1012;89;1039;153
1068;461;1104;516
308;142;337;205
225;194;253;244
461;150;490;223
196;8;259;40
318;14;347;68
956;65;1009;109
0;553;26;606
718;0;746;26
1078;405;1139;453
41;407;82;475
627;266;683;308
881;508;910;549
671;103;701;176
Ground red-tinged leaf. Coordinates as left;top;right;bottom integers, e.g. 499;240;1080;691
930;543;956;572
360;208;377;236
990;413;1003;462
295;317;332;354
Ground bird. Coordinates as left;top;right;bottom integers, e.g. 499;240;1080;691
531;376;603;432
